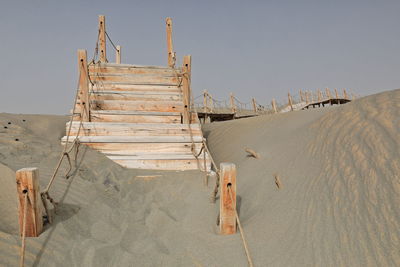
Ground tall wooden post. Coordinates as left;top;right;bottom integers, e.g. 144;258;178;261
288;93;293;111
116;45;121;64
16;168;43;237
230;93;236;113
334;88;339;99
317;89;322;102
311;90;314;102
99;15;106;63
182;55;191;124
252;98;257;114
78;50;90;122
306;91;309;104
271;98;277;113
203;90;208;113
219;163;237;235
209;93;214;113
166;17;176;68
325;87;331;99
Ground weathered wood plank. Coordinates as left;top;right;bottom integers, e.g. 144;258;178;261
88;114;182;123
83;142;203;154
99;15;106;62
78;50;90;121
166;17;176;68
92;83;181;92
89;65;177;75
16;168;43;237
90;74;178;85
91;92;182;101
107;152;207;160
112;158;211;170
62;135;203;143
182;55;191;123
90;100;184;112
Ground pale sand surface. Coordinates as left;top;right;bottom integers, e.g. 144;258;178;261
0;89;399;266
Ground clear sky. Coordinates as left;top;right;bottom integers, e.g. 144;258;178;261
1;0;400;114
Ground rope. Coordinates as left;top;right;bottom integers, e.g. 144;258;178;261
19;192;29;267
105;31;118;51
227;186;254;267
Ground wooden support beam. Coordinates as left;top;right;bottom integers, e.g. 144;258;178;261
181;55;191;123
78;49;90;121
288;93;293;111
271;98;277;113
99;15;107;63
78;51;90;119
166;17;176;68
230;93;236;113
16;168;43;237
219;163;237;235
116;45;121;64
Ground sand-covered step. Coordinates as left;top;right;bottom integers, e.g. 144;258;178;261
83;142;203;155
62;135;203;143
89;63;179;75
90;74;178;85
67;121;202;136
87;110;182;123
90;100;184;113
110;158;211;170
92;83;181;93
107;152;207;160
90;91;182;101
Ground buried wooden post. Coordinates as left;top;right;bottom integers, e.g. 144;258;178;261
230;93;236;113
252;98;257;114
271;98;277;113
166;17;176;68
16;168;43;237
288;92;293;111
182;55;191;124
220;163;237;235
78;49;90;122
98;15;107;63
116;45;121;64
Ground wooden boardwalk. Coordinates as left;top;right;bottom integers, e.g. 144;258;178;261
63;16;210;171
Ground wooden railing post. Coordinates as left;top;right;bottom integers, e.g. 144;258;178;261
16;168;43;237
78;49;90;122
230;93;236;113
271;98;277;113
343;88;348;99
311;90;314;102
317;88;322;102
166;17;176;68
325;87;331;99
99;15;106;63
219;163;236;235
334;88;339;99
209;93;214;113
116;45;121;64
299;89;304;102
288;92;293;111
252;98;257;114
305;91;309;104
203;90;208;113
182;55;191;124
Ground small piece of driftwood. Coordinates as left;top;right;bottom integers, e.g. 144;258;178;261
245;148;260;159
274;173;282;189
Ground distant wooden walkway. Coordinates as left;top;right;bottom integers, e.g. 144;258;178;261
193;88;355;123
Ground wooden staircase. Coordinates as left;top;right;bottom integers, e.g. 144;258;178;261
62;16;210;171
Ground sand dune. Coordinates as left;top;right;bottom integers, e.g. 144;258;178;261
1;89;399;266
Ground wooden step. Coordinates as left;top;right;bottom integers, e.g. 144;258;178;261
90;74;178;85
86;110;182;123
89;63;180;76
67;122;202;136
62;135;203;143
110;158;211;170
92;83;181;93
90;100;184;112
107;153;206;160
82;142;203;155
90;91;182;101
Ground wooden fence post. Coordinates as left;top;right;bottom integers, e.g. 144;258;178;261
311;91;314;102
182;55;191;123
343;88;348;99
317;89;322;102
209;93;214;113
116;45;121;64
219;163;236;235
334;88;339;99
78;49;90;122
271;98;277;113
230;93;236;113
16;168;43;237
166;17;176;68
325;87;331;99
299;89;304;102
203;90;208;113
252;98;257;114
305;91;309;104
99;15;106;63
288;93;293;111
